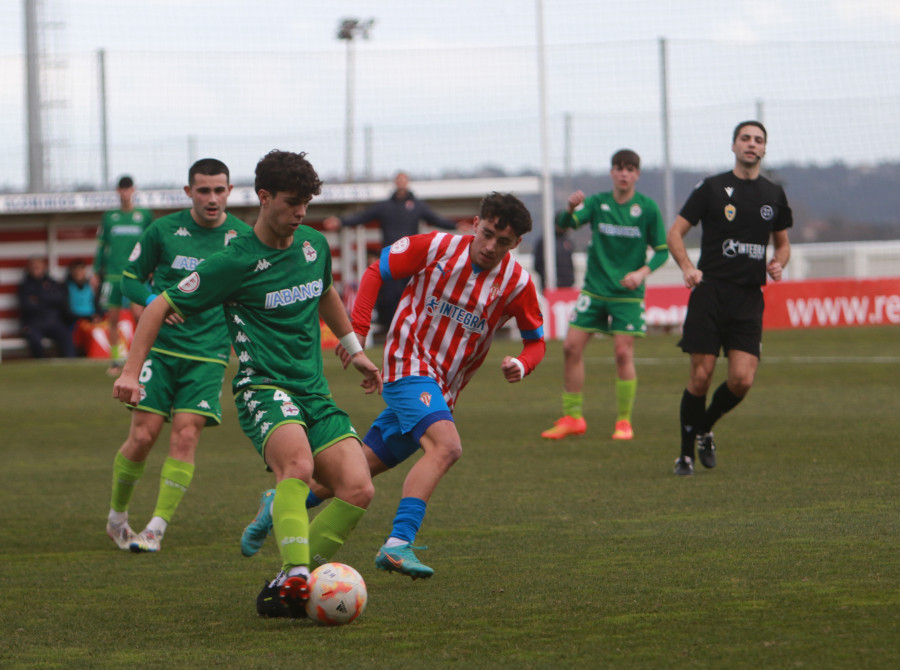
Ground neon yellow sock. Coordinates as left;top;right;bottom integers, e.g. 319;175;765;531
273;478;311;571
309;498;367;570
151;457;195;523
562;391;583;419
110;451;147;513
616;377;637;422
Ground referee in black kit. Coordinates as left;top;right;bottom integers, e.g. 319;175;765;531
666;120;793;476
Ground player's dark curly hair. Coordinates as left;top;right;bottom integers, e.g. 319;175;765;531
480;192;532;236
254;150;323;199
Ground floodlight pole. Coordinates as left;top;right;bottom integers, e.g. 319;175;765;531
536;0;557;291
337;18;375;183
98;49;110;189
25;0;45;193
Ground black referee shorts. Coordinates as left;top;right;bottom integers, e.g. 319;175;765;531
678;278;764;358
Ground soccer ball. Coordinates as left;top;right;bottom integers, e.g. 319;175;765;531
305;562;368;625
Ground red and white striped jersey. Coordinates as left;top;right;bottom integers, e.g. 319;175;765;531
356;231;544;410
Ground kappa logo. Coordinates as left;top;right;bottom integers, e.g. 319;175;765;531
242;390;255;402
232;314;245;325
242;367;256;376
247;399;260;411
254;410;266;424
420;391;432;407
600;203;611;211
128;243;142;262
174;227;191;237
255;259;272;272
260;421;273;435
235;331;250;343
198;400;211;409
238;351;253;363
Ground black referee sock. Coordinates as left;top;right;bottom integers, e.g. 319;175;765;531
680;390;706;459
704;382;744;432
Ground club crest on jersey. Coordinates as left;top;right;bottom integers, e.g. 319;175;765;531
488;279;502;304
630;204;642;218
390;237;410;254
760;205;774;221
225;229;238;246
280;401;300;418
724;204;736;222
128;243;142;262
177;271;200;293
419;391;432;407
303;240;317;262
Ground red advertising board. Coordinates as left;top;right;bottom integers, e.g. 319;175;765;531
540;278;900;339
763;277;900;329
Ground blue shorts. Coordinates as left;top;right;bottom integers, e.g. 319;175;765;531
365;376;454;468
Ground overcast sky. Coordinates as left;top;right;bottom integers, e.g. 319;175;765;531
3;0;899;53
1;1;899;190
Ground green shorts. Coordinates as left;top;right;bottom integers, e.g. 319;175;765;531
134;350;225;426
569;291;647;337
99;278;131;311
234;386;360;462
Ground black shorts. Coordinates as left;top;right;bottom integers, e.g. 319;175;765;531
678;278;764;358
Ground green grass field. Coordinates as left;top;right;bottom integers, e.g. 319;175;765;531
1;327;898;669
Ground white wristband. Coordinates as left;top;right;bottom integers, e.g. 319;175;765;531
339;332;363;356
510;357;526;380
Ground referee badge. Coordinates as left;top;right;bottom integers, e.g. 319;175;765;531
725;204;736;222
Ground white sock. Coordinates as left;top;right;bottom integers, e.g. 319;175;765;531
108;510;128;525
287;566;310;579
147;516;167;535
384;537;408;548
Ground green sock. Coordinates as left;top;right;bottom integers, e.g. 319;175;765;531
309;498;367;571
273;478;311;571
151;457;195;523
110;451;147;513
562;391;583;419
616;377;637;422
